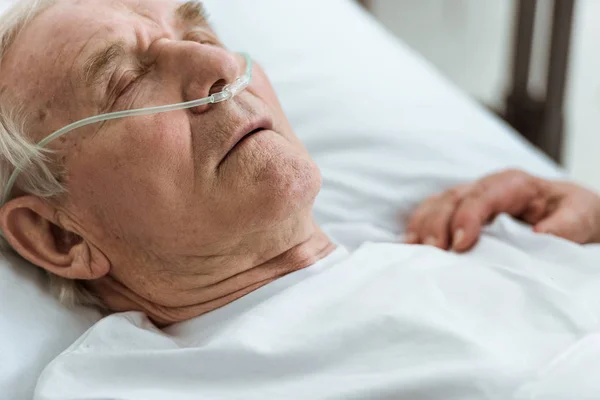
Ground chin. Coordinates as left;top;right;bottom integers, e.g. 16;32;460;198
244;150;322;227
260;155;321;222
221;129;322;225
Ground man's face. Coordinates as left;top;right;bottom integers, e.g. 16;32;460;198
1;0;321;304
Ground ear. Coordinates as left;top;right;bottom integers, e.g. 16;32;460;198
0;195;110;280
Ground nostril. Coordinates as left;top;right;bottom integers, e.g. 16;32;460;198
208;79;227;96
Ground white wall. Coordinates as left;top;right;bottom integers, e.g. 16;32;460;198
370;0;600;191
566;0;600;189
371;0;513;108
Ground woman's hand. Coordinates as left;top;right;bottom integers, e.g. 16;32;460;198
405;169;600;252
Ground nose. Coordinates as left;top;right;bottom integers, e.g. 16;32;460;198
155;41;242;114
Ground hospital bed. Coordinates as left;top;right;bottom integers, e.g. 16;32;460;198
0;0;566;398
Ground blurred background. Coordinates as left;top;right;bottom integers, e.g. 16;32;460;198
359;0;600;191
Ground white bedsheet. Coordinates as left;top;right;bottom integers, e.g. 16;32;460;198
35;216;600;399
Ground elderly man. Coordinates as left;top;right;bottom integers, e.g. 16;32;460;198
2;0;600;399
0;0;334;324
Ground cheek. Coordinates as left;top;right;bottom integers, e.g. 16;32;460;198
66;114;195;234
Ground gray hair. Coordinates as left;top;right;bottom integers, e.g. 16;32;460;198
0;0;103;308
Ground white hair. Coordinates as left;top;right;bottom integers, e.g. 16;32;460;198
0;0;103;308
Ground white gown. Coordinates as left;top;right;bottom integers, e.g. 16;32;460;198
35;216;600;400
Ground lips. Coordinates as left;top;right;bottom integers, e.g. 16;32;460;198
231;127;264;151
226;117;273;156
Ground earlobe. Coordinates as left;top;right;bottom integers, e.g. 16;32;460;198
0;195;110;280
68;239;111;280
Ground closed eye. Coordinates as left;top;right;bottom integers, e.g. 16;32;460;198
183;30;219;46
116;67;150;99
118;76;139;98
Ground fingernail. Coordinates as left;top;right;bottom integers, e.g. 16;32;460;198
452;229;465;249
405;232;417;243
424;236;438;246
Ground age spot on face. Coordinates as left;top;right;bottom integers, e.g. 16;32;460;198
38;109;48;122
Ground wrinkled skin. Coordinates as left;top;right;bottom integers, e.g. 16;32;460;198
0;0;334;324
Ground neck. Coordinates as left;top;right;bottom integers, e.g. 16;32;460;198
91;220;335;326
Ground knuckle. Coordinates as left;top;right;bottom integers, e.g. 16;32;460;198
408;208;429;231
511;172;532;188
473;177;492;194
410;205;428;222
426;217;448;236
501;168;528;179
444;187;464;204
406;217;421;233
463;184;488;206
452;204;481;228
492;169;530;189
505;170;536;192
428;205;456;235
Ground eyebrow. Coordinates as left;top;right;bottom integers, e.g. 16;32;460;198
82;41;126;89
175;1;209;27
81;1;208;90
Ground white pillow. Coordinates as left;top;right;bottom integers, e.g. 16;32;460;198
0;252;102;398
0;4;103;400
0;0;564;398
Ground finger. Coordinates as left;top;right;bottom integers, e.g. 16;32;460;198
450;171;542;251
419;189;462;250
404;232;419;244
521;197;549;224
398;210;418;243
405;197;439;244
449;180;513;252
534;205;590;244
405;184;473;245
449;196;487;252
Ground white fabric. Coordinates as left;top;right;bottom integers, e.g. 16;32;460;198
0;0;568;398
0;253;102;399
35;216;600;399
